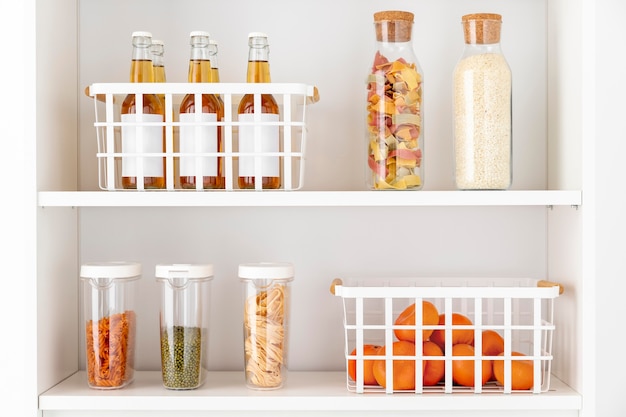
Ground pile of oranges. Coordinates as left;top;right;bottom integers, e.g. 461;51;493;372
348;301;535;391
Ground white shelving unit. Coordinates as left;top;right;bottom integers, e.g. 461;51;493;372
13;0;623;415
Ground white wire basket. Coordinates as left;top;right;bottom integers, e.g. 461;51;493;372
331;277;562;394
87;82;319;191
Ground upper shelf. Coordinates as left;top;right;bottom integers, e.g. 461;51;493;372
37;190;582;208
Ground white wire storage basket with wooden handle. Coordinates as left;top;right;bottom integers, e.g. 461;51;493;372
330;277;562;394
87;82;319;191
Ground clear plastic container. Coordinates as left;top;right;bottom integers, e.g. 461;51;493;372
156;264;214;390
238;262;294;390
80;261;141;389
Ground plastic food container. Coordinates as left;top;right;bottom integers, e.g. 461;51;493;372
238;262;294;390
156;264;214;390
331;277;562;394
80;261;141;389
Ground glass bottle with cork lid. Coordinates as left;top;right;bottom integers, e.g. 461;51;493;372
238;32;281;190
179;31;225;189
121;31;166;189
366;11;424;190
453;13;512;190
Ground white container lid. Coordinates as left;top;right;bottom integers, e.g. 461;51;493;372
80;261;142;279
155;264;214;280
238;262;294;280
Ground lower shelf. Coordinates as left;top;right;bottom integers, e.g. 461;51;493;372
40;371;582;412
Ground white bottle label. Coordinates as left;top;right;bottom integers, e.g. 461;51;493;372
238;113;280;177
121;113;164;177
179;112;219;177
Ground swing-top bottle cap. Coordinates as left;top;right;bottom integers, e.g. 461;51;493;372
190;30;210;38
131;31;152;38
248;32;268;39
151;39;164;46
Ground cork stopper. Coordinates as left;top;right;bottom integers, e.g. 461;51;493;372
374;10;414;42
462;13;502;44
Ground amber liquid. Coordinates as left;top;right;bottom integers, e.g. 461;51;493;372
153;64;166;106
179;59;225;189
238;60;280;190
211;67;224;108
121;59;165;189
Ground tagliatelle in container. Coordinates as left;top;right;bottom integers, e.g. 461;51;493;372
367;51;423;190
244;284;286;388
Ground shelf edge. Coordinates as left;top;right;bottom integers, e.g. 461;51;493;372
39;371;582;412
38;190;583;208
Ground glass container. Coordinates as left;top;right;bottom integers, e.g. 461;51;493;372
120;31;166;189
453;13;512;190
179;31;225;190
366;11;424;190
238;32;281;190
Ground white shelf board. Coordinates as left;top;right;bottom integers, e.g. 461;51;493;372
37;190;582;208
39;371;581;412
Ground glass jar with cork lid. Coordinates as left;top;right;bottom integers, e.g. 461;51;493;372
453;13;512;190
366;10;424;190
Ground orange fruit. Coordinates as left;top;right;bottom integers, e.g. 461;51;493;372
481;330;505;356
394;301;440;343
348;344;381;385
372;340;416;390
422;341;445;386
451;343;492;387
493;352;534;390
430;313;474;351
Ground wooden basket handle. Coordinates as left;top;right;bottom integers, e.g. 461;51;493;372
537;280;564;295
329;278;343;295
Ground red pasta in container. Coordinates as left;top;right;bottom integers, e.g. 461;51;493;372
81;262;141;389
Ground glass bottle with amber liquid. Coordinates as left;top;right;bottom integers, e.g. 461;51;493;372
121;31;165;189
179;31;225;189
151;39;166;105
237;32;281;190
208;39;224;107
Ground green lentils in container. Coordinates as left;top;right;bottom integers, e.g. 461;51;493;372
160;326;204;389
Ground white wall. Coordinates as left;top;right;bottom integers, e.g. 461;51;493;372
595;0;626;415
